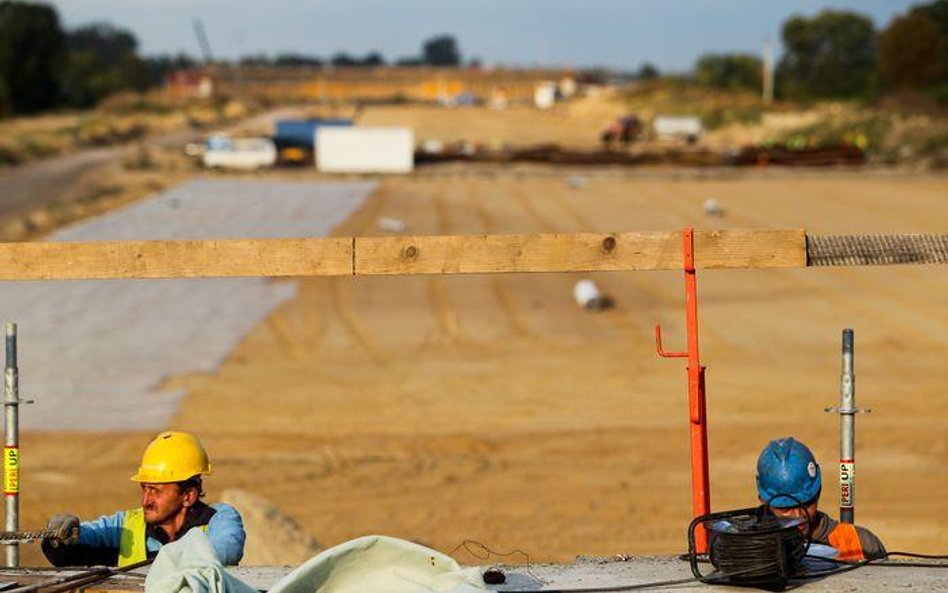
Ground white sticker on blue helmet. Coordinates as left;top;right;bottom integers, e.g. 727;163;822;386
807;461;817;478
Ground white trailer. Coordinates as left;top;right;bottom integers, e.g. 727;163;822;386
653;116;704;143
316;127;414;174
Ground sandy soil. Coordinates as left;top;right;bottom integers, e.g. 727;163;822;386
360;95;626;149
7;98;947;567
14;165;947;567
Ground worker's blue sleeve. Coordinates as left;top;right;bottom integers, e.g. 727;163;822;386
75;504;244;564
207;503;245;565
79;510;162;555
77;510;125;549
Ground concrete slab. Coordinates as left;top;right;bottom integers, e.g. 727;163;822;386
1;557;945;593
0;178;375;431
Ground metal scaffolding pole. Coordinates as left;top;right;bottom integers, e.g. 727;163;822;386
838;329;855;523
826;328;870;524
4;323;19;567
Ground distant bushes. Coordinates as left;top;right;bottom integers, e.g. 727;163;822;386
692;1;948;103
0;1;154;116
695;54;762;91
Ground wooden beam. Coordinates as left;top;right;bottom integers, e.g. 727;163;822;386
0;238;353;280
355;230;806;275
356;232;677;275
694;229;806;269
0;230;807;281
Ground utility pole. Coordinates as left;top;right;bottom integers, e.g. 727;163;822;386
762;38;774;104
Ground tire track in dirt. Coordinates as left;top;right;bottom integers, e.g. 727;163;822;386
701;186;948;345
276;268;330;355
428;186;463;342
300;279;329;352
619;182;741;349
512;183;566;232
246;435;497;489
464;185;535;338
505;181;631;351
547;182;599;231
266;306;311;361
258;181;391;362
540;178;650;339
328;186;391;363
776;182;948;335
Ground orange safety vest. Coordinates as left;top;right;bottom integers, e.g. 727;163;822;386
827;523;865;561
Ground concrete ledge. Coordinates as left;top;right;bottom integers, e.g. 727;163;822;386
0;556;945;593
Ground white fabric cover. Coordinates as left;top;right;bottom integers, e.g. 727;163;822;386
268;535;487;593
146;532;487;593
145;529;257;593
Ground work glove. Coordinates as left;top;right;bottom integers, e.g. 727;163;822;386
45;513;80;548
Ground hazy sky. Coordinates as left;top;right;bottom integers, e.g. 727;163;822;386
45;0;922;70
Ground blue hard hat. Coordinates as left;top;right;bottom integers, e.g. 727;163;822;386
756;437;821;508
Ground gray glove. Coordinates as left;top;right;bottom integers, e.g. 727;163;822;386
45;513;80;547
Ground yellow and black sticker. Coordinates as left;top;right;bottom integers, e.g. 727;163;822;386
839;460;855;508
3;447;18;494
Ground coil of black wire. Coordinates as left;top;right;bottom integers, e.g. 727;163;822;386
688;507;809;588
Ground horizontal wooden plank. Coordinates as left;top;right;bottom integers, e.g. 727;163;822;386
355;232;683;275
0;238;354;280
356;230;807;275
694;229;806;269
0;230;808;280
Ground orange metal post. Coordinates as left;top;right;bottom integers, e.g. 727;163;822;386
655;228;711;553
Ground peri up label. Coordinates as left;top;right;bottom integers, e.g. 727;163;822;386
839;460;855;508
3;447;18;494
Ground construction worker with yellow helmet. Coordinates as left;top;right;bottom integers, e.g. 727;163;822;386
42;431;245;566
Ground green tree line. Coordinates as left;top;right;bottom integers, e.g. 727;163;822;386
4;0;948;118
694;1;948;101
0;1;173;116
0;0;465;118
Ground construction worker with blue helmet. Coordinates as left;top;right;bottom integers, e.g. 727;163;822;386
755;437;886;561
41;431;245;567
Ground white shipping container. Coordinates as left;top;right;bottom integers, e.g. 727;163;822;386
653;116;704;140
316;127;414;174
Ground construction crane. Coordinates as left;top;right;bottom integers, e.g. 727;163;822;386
193;18;214;65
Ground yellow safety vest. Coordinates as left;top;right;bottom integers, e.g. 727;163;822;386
118;508;208;567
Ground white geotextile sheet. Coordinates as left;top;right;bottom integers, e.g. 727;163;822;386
146;531;487;593
2;178;374;431
145;529;257;593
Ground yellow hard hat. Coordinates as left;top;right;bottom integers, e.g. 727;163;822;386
130;431;212;483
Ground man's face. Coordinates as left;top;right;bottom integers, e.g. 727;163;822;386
768;499;819;533
140;483;190;526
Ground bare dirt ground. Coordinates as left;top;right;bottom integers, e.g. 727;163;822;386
8;100;948;567
360;93;626;149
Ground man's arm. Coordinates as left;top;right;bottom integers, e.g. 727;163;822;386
41;540;120;567
207;503;245;565
856;525;887;560
77;510;126;548
42;510;126;567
